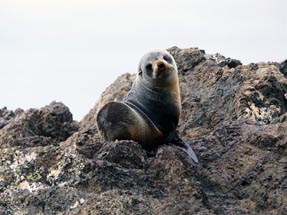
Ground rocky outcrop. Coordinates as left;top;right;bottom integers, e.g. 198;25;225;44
0;47;286;214
0;102;79;148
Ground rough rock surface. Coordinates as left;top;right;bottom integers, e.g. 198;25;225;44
1;47;287;215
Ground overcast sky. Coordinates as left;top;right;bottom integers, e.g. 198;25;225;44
1;0;286;120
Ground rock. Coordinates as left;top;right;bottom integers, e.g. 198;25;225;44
280;59;287;77
0;107;23;129
168;46;206;72
217;57;242;68
0;47;287;214
0;101;79;148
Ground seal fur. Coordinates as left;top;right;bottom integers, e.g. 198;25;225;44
96;50;198;163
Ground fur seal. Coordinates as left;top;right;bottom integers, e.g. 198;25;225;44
96;50;198;163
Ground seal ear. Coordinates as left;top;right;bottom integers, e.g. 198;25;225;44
138;69;143;76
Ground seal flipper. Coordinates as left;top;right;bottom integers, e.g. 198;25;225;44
96;102;136;141
170;133;199;163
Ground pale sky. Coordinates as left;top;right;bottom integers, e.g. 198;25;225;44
1;0;286;120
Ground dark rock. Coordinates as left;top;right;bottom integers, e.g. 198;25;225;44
217;57;242;68
1;47;287;214
0;107;24;129
280;59;287;77
0;101;79;147
168;46;206;72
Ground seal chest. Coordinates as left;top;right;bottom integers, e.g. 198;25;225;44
96;50;198;163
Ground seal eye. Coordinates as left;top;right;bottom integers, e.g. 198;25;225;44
145;64;153;78
163;55;171;62
145;64;152;71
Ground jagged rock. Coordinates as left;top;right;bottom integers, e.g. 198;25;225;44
0;102;79;148
0;47;286;214
217;57;242;68
0;107;23;129
168;46;206;72
280;59;287;77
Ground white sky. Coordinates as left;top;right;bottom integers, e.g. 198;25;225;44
1;0;286;120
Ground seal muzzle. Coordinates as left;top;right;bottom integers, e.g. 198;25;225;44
153;59;172;79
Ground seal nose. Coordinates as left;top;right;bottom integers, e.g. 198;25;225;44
157;61;165;69
153;60;171;79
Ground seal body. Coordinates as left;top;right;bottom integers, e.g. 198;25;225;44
97;101;163;150
97;50;198;162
